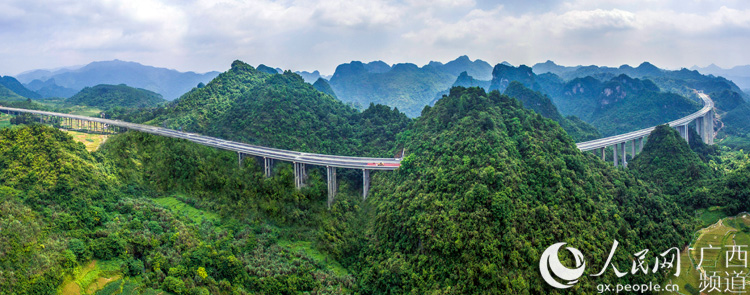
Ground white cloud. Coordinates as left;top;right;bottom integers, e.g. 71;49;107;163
310;0;403;28
2;0;750;76
556;9;636;31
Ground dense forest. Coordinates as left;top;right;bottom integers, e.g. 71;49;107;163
354;87;695;293
0;124;364;294
502;81;600;141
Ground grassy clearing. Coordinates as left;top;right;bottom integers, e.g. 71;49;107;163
152;195;351;278
153;195;220;225
64;130;109;151
36;100;104;117
697;207;729;227
277;239;348;276
65;105;104;117
60;260;121;295
0;113;10;128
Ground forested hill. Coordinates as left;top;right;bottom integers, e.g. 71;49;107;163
66;84;166;109
502;81;600;141
0;125;117;294
0;84;24;101
0;76;40;99
489;64;541;92
485;64;702;136
358;87;694;293
531;60;748;101
328;61;456;117
629;125;712;196
0;124;359;294
126;60;410;157
556;74;701;136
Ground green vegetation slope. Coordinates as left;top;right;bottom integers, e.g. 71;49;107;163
123;60;410;157
629;125;712;196
66;84;166;109
503;81;600;141
357;87;694;294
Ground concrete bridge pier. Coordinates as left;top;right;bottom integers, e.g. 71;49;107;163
238;152;244;168
706;110;714;145
263;157;273;177
599;147;605;161
683;124;689;142
674;124;689;142
621;142;627;167
294;162;307;189
362;169;371;200
327;166;337;208
613;144;619;167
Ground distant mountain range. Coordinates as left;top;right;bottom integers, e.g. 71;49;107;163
531;60;664;81
691;64;750;91
533;60;750;95
328;61;456;116
17;60;220;100
327;56;494;117
455;63;716;136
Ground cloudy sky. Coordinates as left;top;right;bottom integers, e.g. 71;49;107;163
1;0;748;76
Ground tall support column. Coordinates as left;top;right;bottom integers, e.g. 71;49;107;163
613;144;619;167
631;140;636;157
362;169;371;200
600;147;605;161
696;116;705;142
237;152;243;168
621;142;627;168
703;110;714;145
327;166;337;208
674;125;687;142
294;162;299;188
294;162;306;189
263;157;273;177
684;124;689;142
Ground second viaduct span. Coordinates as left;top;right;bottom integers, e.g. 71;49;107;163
576;92;715;167
0;92;715;207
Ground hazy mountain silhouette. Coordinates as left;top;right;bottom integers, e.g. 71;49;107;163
17;60;219;100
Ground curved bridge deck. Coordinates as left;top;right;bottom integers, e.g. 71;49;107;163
0;91;715;206
575;92;714;166
0;105;400;207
